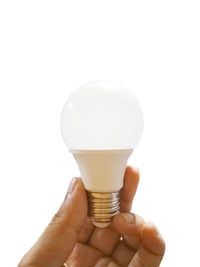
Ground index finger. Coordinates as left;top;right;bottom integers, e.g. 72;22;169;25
120;166;140;212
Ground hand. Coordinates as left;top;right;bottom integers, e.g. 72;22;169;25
18;167;165;267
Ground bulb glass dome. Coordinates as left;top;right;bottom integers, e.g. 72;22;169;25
61;81;144;150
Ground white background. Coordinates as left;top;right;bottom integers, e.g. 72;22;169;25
0;1;200;266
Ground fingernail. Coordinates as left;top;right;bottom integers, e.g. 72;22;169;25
120;213;135;224
133;166;140;174
146;221;159;232
146;221;162;238
68;178;78;195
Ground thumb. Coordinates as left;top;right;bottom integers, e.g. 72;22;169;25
19;178;87;267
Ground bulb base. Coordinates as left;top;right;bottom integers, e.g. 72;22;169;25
87;191;120;228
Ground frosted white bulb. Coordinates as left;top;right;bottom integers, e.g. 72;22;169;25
61;81;143;227
61;81;143;150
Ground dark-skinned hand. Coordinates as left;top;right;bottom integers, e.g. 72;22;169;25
19;167;165;267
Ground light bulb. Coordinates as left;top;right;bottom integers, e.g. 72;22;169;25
61;81;144;228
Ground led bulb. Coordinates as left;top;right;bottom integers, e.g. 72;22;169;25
61;81;144;227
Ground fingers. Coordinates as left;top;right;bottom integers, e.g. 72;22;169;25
112;213;144;266
141;222;165;257
113;213;145;250
120;166;140;212
128;222;165;267
19;178;87;267
66;242;103;267
88;225;119;256
112;241;134;267
112;213;165;267
78;217;95;243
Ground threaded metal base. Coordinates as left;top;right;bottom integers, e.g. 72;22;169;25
87;191;120;228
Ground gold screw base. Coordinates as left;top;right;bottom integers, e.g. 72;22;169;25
87;191;120;228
